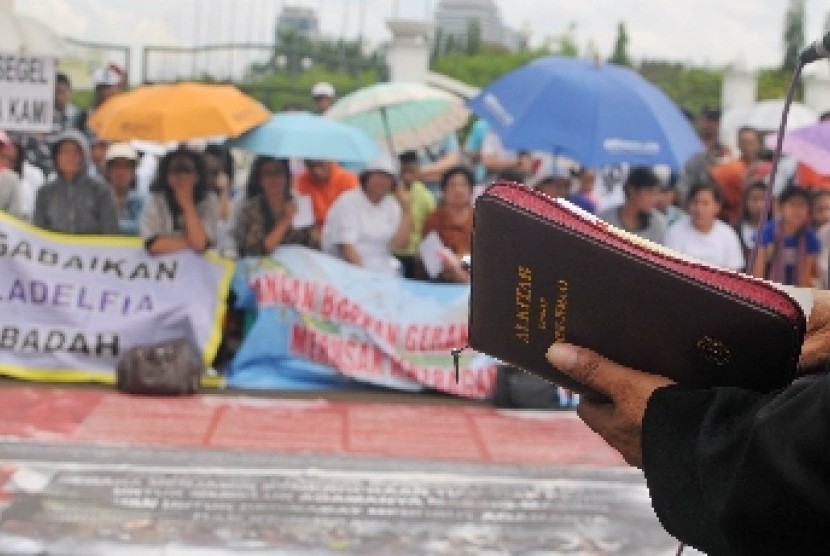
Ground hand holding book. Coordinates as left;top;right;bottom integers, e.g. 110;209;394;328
546;342;674;468
541;287;830;469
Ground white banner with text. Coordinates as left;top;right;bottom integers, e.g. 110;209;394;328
0;52;56;133
0;212;234;383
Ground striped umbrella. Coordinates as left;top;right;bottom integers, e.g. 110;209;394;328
325;82;470;154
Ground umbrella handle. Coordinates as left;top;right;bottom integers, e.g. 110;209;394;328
381;107;396;154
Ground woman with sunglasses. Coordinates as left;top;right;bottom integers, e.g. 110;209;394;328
234;156;315;258
140;148;218;254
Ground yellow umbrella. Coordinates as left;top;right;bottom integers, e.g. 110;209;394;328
88;82;270;142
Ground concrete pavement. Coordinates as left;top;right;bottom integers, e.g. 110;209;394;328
0;386;694;554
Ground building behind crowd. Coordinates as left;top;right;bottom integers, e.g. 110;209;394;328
435;0;525;52
276;6;321;42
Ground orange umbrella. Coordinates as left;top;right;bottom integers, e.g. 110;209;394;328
88;82;270;142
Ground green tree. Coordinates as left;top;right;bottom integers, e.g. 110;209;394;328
432;46;553;87
241;25;387;111
757;67;801;101
609;22;632;66
782;0;805;71
466;19;482;55
261;27;384;77
242;66;381;112
445;34;459;55
638;60;722;115
557;23;579;57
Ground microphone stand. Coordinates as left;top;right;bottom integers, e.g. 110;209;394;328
747;61;804;273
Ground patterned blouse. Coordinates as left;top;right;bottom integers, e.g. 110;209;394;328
234;195;315;257
140;191;218;246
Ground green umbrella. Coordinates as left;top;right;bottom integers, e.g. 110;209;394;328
325;81;470;154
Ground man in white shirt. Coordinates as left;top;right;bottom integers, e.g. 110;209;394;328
322;153;412;276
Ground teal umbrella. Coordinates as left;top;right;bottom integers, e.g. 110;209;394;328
230;111;379;163
325;82;470;154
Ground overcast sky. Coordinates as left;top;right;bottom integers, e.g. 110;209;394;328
15;0;830;71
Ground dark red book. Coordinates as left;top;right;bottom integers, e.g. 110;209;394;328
468;182;806;398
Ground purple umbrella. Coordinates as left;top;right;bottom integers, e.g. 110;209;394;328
765;121;830;175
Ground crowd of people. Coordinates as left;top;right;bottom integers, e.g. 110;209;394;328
581;108;830;289
3;66;830;374
0;71;483;287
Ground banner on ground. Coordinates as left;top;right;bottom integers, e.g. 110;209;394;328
0;52;56;133
0;212;234;383
229;247;497;399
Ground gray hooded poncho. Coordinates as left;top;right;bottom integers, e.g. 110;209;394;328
32;130;119;235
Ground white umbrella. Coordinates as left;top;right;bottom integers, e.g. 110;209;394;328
0;6;77;56
720;100;818;150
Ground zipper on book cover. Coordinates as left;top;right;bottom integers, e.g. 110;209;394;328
490;182;804;324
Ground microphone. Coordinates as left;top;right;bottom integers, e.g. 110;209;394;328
800;32;830;64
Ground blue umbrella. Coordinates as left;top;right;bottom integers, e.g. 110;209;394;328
467;57;701;169
231;111;379;163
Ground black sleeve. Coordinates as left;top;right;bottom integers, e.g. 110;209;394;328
642;374;830;555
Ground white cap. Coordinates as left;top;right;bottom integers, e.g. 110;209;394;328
360;151;398;179
184;138;208;153
311;82;336;98
92;64;124;87
653;164;672;186
105;142;138;163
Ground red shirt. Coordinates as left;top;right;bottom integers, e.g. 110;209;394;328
294;163;358;228
422;206;474;256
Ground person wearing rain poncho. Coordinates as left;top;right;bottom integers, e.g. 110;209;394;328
32;130;120;235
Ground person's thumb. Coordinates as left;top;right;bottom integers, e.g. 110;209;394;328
546;343;637;402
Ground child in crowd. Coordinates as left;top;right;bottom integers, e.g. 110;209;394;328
751;185;820;287
569;166;598;214
655;173;685;227
811;189;830;229
103;142;145;235
735;181;768;263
